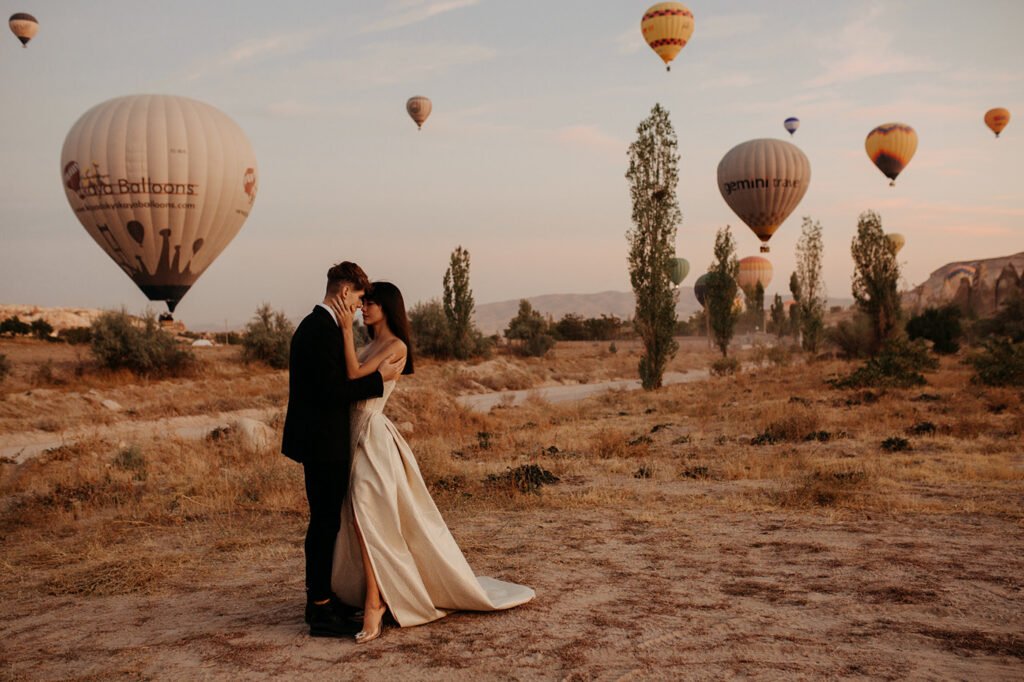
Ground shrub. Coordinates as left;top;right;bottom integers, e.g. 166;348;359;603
830;337;938;389
506;300;555;357
409;299;451;359
483;464;559;495
906;305;962;354
967;338;1024;387
29;318;54;340
827;312;874;359
90;309;195;376
0;316;31;337
59;326;93;345
241;303;294;369
710;356;740;377
0;353;10;384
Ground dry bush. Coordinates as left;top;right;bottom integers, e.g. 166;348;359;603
771;466;873;508
752;403;822;444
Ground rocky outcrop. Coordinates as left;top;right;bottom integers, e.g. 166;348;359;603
903;252;1024;317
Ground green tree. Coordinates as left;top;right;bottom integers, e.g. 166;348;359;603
0;316;31;337
625;103;680;388
505;300;555;357
90;309;194;376
769;294;787;337
851;210;901;354
409;298;452;359
30;318;54;340
705;226;740;357
788;271;802;338
443;245;476;360
241;303;294;369
795;216;826;353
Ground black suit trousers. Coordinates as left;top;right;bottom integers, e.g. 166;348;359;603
303;457;348;602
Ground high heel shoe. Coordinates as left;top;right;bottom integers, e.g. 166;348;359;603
355;604;387;644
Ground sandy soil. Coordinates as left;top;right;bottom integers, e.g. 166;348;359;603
2;478;1021;681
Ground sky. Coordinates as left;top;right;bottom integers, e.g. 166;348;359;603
0;0;1022;329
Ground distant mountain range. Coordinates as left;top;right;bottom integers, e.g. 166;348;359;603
473;289;854;336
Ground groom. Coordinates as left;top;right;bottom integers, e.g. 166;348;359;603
282;261;404;638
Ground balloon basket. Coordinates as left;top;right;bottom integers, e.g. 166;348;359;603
760;245;770;253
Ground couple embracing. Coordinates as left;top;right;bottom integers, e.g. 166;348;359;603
282;261;534;642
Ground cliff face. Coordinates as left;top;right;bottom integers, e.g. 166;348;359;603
904;252;1024;317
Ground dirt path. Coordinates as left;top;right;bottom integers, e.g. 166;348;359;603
2;480;1021;680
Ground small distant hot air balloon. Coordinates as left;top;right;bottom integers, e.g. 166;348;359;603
669;257;690;287
784;117;800;136
984;108;1010;138
945;264;976;286
737;256;773;293
640;2;694;72
886;233;906;255
717;139;811;253
406;96;432;130
8;12;37;47
693;273;709;308
61;95;258;314
866;123;917;186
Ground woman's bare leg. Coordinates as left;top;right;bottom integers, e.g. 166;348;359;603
352;514;386;638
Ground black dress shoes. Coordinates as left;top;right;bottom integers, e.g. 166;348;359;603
307;600;362;638
305;595;363;625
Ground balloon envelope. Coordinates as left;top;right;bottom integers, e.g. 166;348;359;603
886;233;906;254
717;138;811;253
984;108;1010;138
737;256;773;292
693;273;709;308
865;123;917;186
669;257;690;286
406;96;432;129
784;117;800;135
8;12;37;46
641;2;694;71
60;95;258;313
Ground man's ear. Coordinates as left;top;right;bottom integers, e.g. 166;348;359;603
340;284;350;300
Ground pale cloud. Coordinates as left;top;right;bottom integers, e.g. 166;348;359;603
872;196;1024;218
698;13;762;41
554;125;624;155
361;0;480;33
303;42;496;89
615;26;643;55
938;224;1015;236
805;5;935;88
699;72;755;90
264;99;357;119
185;30;323;81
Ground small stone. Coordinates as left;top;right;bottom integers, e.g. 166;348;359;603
101;399;123;412
233;417;275;453
397;421;414;435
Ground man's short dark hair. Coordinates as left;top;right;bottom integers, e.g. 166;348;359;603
326;262;370;294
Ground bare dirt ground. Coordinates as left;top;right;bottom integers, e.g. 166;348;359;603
1;337;1022;680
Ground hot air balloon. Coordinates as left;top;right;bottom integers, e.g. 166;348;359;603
693;273;709;308
669;257;690;287
640;2;694;72
717;139;811;253
865;123;917;186
737;256;773;293
984;108;1010;138
945;264;976;286
8;12;37;47
406;96;432;130
784;117;800;136
60;95;258;314
886;232;906;255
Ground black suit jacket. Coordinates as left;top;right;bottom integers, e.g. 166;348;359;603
281;306;384;465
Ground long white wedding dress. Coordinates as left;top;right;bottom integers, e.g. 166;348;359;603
331;381;535;627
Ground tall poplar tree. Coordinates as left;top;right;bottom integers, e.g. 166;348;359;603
625;103;680;389
851;210;901;353
443;245;475;360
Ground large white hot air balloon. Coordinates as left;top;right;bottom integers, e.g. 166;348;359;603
717;138;811;253
60;95;258;313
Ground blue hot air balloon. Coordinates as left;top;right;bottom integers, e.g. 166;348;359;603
784;117;800;136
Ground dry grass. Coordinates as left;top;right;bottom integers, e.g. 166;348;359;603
1;337;1022;678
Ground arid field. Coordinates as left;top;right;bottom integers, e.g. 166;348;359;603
1;337;1022;680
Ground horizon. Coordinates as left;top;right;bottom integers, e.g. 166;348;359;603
1;1;1021;328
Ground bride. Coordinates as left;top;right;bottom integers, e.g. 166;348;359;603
328;282;534;643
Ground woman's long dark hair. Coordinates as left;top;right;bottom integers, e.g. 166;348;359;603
364;281;414;375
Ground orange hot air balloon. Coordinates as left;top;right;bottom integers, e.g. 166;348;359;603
737;256;773;292
717;139;811;253
8;12;38;47
640;2;694;72
865;123;917;186
984;108;1010;138
406;96;432;130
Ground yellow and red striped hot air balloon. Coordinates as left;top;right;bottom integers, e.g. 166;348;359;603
8;12;38;47
640;3;694;72
984;108;1010;138
737;256;773;293
865;123;917;187
406;96;432;130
